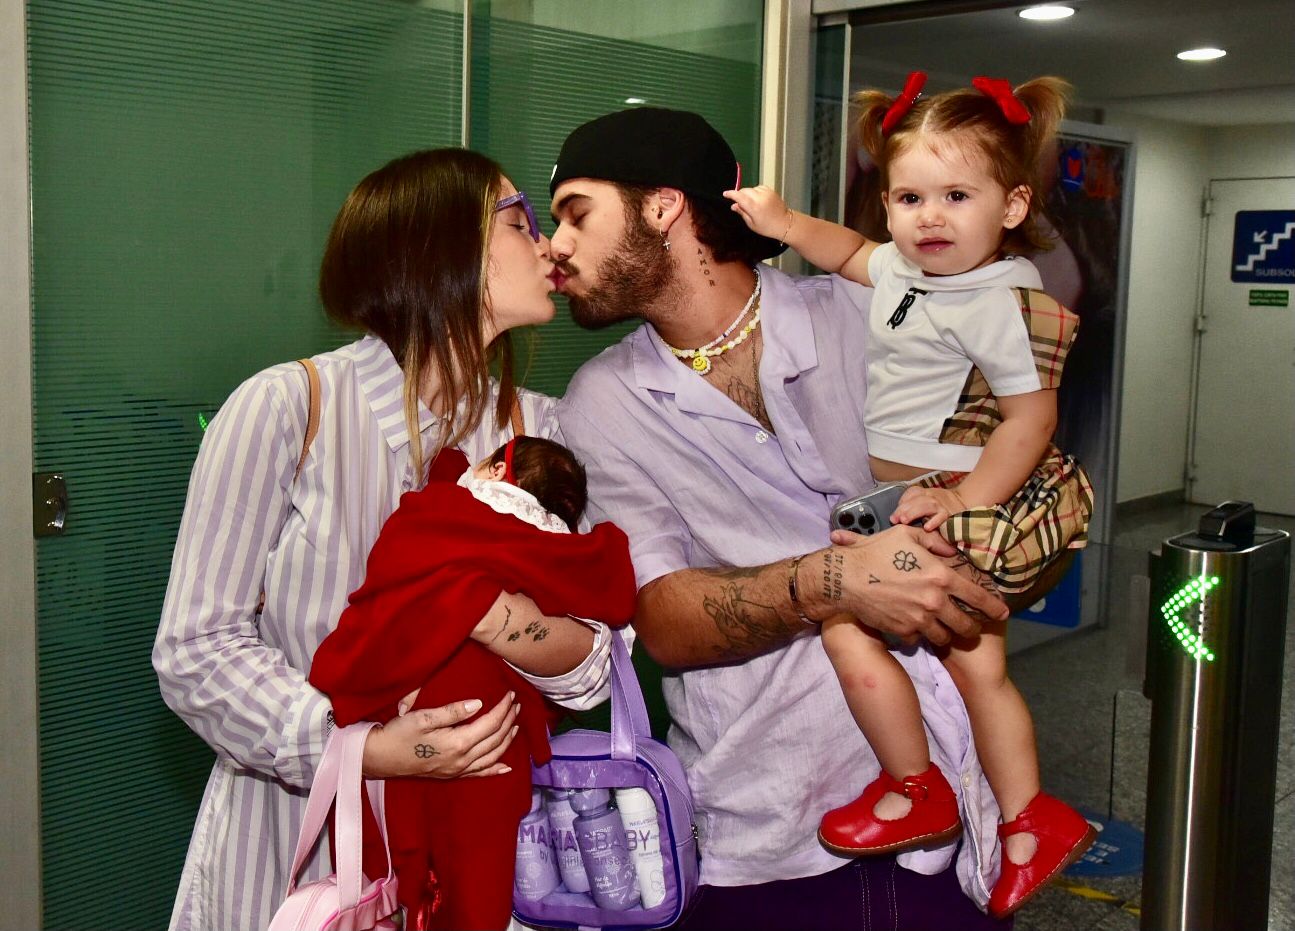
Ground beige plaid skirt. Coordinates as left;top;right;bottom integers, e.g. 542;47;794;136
917;446;1093;594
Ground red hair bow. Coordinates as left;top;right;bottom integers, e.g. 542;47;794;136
972;76;1031;125
881;71;927;135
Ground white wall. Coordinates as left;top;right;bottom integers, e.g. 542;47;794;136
1104;110;1210;503
1205;122;1295;179
1106;116;1295;503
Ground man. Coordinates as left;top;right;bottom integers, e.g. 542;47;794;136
552;107;1012;930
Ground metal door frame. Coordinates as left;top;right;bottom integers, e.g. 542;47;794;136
1;0;42;927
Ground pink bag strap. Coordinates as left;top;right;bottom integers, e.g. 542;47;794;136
282;722;392;906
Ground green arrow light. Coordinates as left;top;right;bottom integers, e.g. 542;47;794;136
1160;575;1220;662
198;412;210;432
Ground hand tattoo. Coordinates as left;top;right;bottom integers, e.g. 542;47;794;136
414;744;438;759
893;551;919;572
868;574;881;584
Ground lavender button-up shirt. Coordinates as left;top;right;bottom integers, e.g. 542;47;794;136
558;266;998;908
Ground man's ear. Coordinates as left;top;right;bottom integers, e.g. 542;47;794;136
1003;184;1031;230
655;187;685;236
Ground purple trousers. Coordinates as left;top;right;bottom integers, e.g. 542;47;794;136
670;855;1012;931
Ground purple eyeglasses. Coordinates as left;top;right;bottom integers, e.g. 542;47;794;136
495;190;541;242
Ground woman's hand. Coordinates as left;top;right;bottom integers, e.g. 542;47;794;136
361;692;520;779
890;485;969;532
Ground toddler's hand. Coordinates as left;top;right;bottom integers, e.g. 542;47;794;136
723;185;793;240
891;485;969;532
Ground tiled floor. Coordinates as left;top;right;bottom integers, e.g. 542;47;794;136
1006;503;1295;931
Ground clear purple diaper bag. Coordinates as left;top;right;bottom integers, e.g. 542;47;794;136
513;628;699;930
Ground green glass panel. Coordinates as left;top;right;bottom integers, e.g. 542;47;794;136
28;2;462;927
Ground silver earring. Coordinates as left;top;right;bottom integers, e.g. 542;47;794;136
662;234;671;251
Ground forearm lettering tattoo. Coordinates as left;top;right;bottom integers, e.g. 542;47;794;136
700;575;786;660
820;550;844;602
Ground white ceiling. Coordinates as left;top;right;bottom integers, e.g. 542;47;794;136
837;0;1295;127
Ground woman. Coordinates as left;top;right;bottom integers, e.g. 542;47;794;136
154;149;612;931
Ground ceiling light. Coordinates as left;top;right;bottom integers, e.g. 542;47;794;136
1018;5;1075;21
624;96;647;105
1177;47;1227;61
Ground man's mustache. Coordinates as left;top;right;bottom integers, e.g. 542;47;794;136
554;260;579;277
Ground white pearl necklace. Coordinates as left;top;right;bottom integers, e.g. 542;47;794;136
665;273;762;376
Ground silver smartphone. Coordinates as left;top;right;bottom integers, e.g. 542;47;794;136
830;481;909;535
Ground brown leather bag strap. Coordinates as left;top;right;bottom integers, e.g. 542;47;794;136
509;395;525;438
294;359;320;481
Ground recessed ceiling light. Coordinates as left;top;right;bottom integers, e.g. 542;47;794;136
1177;47;1227;61
1018;5;1075;21
624;96;647;105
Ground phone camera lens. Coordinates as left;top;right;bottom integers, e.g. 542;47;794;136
859;513;876;529
839;512;855;526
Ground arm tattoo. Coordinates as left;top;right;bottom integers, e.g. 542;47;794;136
524;620;550;642
414;744;438;759
702;582;786;660
703;564;763;581
490;605;513;643
820;550;844;601
868;573;881;584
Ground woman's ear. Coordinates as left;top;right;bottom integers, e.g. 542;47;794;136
1003;184;1031;230
489;460;508;482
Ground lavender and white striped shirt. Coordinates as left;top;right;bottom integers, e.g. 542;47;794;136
154;334;613;931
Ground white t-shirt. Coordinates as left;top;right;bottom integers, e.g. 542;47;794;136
864;242;1045;471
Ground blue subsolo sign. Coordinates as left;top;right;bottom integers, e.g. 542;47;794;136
1231;210;1295;284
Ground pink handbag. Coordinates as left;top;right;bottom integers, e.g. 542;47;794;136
269;722;400;931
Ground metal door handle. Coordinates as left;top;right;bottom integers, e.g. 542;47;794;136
33;472;67;537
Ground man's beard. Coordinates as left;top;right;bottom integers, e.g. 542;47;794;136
565;208;678;331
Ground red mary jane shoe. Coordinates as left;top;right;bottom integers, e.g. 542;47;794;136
988;792;1097;918
818;763;962;856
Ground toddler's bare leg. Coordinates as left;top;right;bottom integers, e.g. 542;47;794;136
939;557;1042;865
821;614;930;821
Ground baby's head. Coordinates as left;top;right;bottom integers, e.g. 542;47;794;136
854;75;1070;274
474;436;588;532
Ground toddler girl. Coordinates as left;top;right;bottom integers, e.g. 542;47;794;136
726;73;1094;918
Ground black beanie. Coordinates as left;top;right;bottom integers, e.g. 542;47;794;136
550;107;787;261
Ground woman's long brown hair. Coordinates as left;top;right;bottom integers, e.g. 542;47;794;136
319;148;517;482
